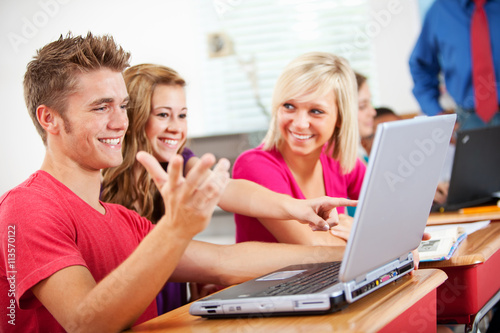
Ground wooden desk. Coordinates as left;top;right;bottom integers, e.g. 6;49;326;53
128;269;446;333
421;219;500;331
427;210;500;226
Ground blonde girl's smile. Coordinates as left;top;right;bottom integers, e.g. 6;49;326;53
278;93;338;156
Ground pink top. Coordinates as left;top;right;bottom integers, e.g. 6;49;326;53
233;146;366;243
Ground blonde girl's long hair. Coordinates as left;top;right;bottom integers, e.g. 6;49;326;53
101;64;186;222
262;52;359;173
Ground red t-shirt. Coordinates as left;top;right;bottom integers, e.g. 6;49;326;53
0;171;155;332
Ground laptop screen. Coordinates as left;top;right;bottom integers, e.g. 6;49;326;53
446;125;500;209
340;115;456;282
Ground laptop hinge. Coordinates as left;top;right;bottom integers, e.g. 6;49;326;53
355;275;366;284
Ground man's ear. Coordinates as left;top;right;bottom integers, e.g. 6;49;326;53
36;105;61;135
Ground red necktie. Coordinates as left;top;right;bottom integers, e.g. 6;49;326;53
471;0;498;123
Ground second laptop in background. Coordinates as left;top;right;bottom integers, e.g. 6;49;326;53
433;124;500;212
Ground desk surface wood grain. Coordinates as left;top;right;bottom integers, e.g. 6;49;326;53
128;269;446;333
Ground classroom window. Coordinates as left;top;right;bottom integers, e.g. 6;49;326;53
193;0;375;138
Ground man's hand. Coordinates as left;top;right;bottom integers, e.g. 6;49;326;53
289;197;357;231
137;151;230;238
411;233;431;273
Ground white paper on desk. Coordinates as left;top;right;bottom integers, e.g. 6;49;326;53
424;220;491;235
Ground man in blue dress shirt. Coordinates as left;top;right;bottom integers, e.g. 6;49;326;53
411;3;500;332
409;0;500;130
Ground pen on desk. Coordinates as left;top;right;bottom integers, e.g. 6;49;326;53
459;201;500;214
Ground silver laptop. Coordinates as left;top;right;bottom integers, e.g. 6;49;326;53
190;114;456;318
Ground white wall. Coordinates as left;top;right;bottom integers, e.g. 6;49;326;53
0;0;205;194
0;0;423;195
369;0;422;114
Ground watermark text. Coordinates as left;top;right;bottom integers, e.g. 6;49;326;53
6;225;16;326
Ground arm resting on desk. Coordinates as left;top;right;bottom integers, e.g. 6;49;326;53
170;240;345;286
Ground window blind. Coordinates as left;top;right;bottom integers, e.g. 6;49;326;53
192;0;375;138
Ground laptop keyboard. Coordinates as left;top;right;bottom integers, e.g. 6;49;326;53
255;262;341;296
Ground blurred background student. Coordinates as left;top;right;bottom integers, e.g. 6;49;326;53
345;71;378;217
354;72;377;164
360;106;402;157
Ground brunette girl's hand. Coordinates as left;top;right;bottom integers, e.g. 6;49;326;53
290;197;357;231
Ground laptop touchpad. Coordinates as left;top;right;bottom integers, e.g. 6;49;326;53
257;270;306;281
